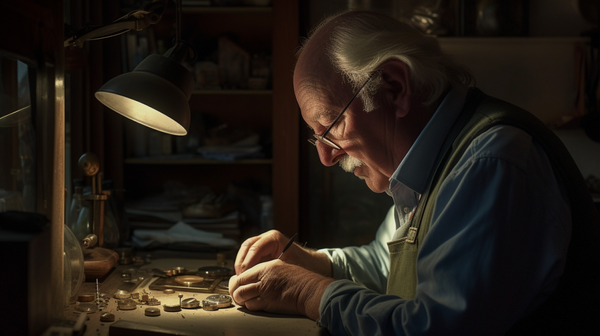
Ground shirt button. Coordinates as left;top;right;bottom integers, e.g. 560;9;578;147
403;206;411;214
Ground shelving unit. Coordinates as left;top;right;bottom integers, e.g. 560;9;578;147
122;0;300;240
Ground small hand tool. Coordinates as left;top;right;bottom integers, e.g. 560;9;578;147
277;233;298;259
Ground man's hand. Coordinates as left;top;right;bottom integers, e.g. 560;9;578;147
229;260;334;320
234;230;332;277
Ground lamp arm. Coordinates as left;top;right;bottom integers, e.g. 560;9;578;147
64;0;168;48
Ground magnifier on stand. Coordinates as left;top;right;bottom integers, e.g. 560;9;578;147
77;152;119;280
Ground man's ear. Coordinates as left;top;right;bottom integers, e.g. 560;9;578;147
379;59;412;118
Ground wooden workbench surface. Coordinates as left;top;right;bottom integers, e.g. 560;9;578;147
64;258;329;336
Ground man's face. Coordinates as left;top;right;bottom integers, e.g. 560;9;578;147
295;73;401;193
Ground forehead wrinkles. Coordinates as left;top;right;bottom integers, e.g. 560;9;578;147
298;80;337;123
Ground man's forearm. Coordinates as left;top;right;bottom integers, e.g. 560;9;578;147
298;274;335;320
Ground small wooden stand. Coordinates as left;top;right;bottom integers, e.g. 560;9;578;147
83;247;119;281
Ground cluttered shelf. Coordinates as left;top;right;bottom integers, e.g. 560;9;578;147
124;157;273;165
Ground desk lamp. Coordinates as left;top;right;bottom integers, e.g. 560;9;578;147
65;0;193;136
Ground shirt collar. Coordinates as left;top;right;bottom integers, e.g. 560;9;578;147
388;84;469;195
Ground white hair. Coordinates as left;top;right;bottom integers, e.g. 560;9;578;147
298;10;473;107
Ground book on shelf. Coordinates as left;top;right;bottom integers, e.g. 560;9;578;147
126;207;241;237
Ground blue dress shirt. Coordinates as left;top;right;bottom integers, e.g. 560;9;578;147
317;85;571;335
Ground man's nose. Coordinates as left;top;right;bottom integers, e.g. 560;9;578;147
316;141;346;167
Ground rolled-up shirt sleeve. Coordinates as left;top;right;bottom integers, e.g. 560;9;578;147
318;205;396;293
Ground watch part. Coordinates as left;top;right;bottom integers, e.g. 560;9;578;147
181;298;199;309
100;312;115;322
114;289;131;299
217;280;229;290
77;294;95;302
197;266;234;278
174;275;205;286
163;304;181;312
202;300;218;311
163;288;175;294
145;307;161;316
148;298;161;306
173;266;186;275
75;303;98;313
205;294;233;308
117;299;137;310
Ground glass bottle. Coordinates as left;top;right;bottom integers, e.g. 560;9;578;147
67;178;84;230
70;186;120;248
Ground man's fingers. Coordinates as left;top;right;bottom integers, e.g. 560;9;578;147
229;271;265;306
231;281;262;306
236;233;281;274
234;236;262;274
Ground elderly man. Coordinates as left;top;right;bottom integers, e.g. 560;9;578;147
229;10;600;335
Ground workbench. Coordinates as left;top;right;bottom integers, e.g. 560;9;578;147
63;257;329;336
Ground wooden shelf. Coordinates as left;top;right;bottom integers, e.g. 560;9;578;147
182;6;272;14
121;0;299;237
125;157;273;165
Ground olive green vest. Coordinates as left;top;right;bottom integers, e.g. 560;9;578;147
386;88;600;334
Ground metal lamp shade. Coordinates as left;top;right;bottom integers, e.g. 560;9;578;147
95;54;193;136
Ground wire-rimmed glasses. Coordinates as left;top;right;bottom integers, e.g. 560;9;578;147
308;72;377;150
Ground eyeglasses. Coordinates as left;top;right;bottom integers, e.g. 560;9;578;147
308;72;377;150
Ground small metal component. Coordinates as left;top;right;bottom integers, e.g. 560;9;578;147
75;303;98;313
145;307;161;316
77;294;95;302
121;273;131;280
197;266;234;278
166;269;173;277
96;279;100;304
114;289;131;299
163;304;181;312
147;297;161;306
202;300;218;311
114;247;133;265
173;266;186;275
151;268;167;277
205;294;233;308
100;312;115;322
181;298;200;309
131;292;140;300
217;280;229;291
81;234;98;249
141;294;149;303
178;293;183;306
163;288;175;294
117;299;137;310
174;275;205;286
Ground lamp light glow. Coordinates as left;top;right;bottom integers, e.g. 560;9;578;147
95;50;193;136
